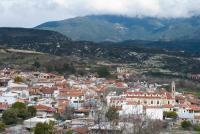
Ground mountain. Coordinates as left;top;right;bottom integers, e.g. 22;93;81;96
1;27;200;75
0;27;70;44
36;15;200;42
0;27;73;53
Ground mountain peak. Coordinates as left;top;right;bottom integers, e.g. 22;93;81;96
35;15;200;42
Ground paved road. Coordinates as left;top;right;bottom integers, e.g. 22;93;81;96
4;125;30;134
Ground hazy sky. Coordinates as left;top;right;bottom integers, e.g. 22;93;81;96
1;0;200;27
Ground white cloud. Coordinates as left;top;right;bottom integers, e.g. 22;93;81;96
0;0;200;27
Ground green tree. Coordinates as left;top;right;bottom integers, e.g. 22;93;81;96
11;102;26;109
28;106;37;117
17;108;29;119
34;121;55;134
164;111;177;119
181;120;192;129
46;66;54;72
105;107;119;122
14;76;23;83
33;61;41;69
63;63;69;70
11;102;30;119
97;67;110;78
2;109;18;125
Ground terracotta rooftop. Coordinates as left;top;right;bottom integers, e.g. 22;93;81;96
34;104;56;112
40;87;55;94
144;106;162;109
163;104;173;108
65;90;85;97
72;127;89;134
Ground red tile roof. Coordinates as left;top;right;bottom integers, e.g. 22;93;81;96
60;89;85;97
145;106;162;109
74;108;89;113
189;105;200;111
163;104;173;108
72;127;89;134
40;87;55;94
34;104;56;112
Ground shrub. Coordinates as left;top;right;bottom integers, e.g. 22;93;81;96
34;121;55;134
11;102;26;109
97;67;110;78
2;109;18;125
181;120;192;129
0;122;6;131
14;76;23;83
164;111;177;119
28;106;37;117
193;124;200;131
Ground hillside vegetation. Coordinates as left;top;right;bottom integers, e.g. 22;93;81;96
36;15;200;42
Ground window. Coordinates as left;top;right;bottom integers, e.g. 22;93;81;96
157;101;159;104
151;101;153;104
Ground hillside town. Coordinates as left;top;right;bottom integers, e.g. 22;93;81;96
0;67;200;134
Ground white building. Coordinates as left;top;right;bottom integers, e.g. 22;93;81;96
33;81;55;88
8;80;28;90
23;117;56;128
145;106;163;120
119;103;143;116
117;67;129;73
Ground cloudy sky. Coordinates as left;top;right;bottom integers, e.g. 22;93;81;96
1;0;200;27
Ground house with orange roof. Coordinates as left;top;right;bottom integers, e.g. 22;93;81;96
53;77;67;88
64;90;85;109
38;73;57;80
39;87;56;98
34;104;56;117
125;91;175;107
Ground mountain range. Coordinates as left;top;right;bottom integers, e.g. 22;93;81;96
36;15;200;42
1;27;200;75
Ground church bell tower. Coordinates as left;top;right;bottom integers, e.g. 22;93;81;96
171;81;176;98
